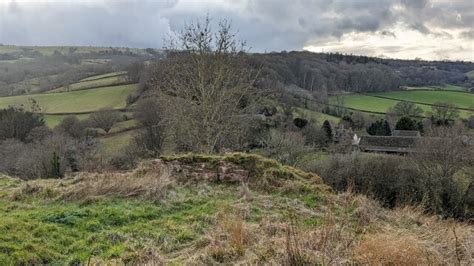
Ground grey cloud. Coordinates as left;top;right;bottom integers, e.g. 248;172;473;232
0;0;472;56
460;30;474;39
380;30;397;38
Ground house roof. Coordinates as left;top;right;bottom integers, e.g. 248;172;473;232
359;135;418;153
392;130;421;137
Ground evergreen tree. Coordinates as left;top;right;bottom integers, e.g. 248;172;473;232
367;119;391;136
322;120;333;142
395;116;417;130
50;152;62;178
383;120;391;136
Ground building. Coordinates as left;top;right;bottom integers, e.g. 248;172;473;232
357;130;421;154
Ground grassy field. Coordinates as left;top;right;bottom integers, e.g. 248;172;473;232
405;84;465;91
332;91;474;118
0;84;136;114
43;114;90;128
80;71;127;82
99;129;136;156
293;107;340;125
466;70;474;79
0;153;471;264
371;91;474;109
109;119;139;134
331;94;427;113
49;75;129;93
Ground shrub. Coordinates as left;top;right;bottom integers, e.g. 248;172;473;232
0;107;45;141
293;118;308;129
321;154;424;208
0;133;99;179
366;119;391;136
395;116;417;130
321;120;333;142
56;115;88;139
320;151;472;219
89;108;120;133
261;131;311;166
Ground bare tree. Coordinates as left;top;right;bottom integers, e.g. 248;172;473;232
410;125;473;215
133;97;165;154
89;108;120;133
150;16;260;153
429;102;460;125
389;101;424;117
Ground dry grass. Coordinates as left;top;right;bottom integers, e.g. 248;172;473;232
191;210;250;264
63;167;173;201
354;233;438;265
185;191;473;265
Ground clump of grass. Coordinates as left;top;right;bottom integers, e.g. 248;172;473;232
63;168;173;201
11;183;61;201
354;233;439;264
285;211;314;265
204;210;248;263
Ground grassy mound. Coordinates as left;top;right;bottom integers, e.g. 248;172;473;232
0;154;472;264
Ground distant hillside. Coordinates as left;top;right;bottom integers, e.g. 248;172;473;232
0;45;161;96
250;51;474;96
0;153;471;264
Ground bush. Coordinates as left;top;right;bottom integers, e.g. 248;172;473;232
319;151;472;219
467;115;474;129
395;116;417;130
261;130;311;166
321;154;424;208
89;108;120;133
366;119;391;136
0;133;99;179
56;115;88;139
0;107;45;141
293;118;308;129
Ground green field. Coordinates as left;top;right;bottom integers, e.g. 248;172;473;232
0;84;136;114
405;84;465;91
80;71;127;82
100;130;136;156
293;107;340;125
466;70;474;79
331;95;427;113
332;90;474;118
109;119;139;134
371;91;474;109
43;114;90;128
49;75;128;93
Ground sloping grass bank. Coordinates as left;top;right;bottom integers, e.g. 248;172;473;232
0;154;471;264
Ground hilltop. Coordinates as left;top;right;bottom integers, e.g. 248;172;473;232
0;153;471;264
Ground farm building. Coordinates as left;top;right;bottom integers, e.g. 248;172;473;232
357;130;421;154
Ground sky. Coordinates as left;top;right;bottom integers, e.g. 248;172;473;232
0;0;473;61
